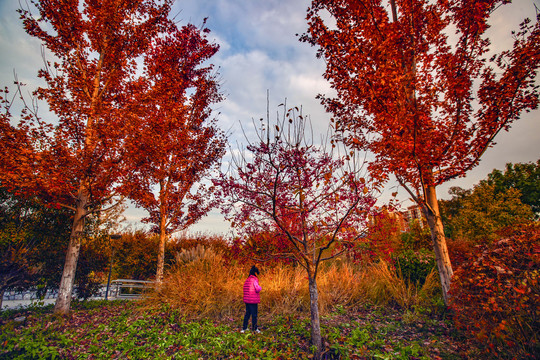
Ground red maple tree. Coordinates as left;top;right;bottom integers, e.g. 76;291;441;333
122;23;225;283
0;0;177;314
215;103;376;358
304;0;540;303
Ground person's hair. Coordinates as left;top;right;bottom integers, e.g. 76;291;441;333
249;265;259;276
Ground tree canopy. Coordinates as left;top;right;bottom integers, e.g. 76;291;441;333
303;0;540;304
441;183;534;243
123;22;225;283
0;0;222;313
482;160;540;218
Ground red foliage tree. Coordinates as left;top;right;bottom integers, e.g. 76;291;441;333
231;227;301;266
303;0;540;303
0;0;175;314
360;206;403;263
122;23;225;283
215;103;376;359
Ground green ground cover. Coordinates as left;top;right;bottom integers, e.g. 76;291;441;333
1;300;480;360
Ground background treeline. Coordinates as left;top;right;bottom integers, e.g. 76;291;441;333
2;160;538;293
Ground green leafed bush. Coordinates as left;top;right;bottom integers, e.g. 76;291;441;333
394;249;437;286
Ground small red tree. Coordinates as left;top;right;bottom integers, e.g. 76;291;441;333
304;0;540;303
0;0;175;314
215;103;376;359
361;207;403;263
123;23;225;283
231;227;301;266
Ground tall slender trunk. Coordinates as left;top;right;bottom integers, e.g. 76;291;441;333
155;212;167;284
423;184;453;304
54;186;88;314
308;274;322;360
0;287;4;310
53;49;104;315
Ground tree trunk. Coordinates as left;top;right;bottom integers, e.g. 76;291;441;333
308;275;322;360
423;184;453;304
54;189;88;315
155;213;167;284
0;287;4;310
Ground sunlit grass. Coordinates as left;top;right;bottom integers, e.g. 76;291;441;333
147;253;442;321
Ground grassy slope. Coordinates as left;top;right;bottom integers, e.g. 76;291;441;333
1;300;479;360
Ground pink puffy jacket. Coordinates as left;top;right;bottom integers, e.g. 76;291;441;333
243;275;262;304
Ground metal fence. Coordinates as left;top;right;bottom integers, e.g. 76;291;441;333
2;280;155;303
106;279;155;300
2;289;58;301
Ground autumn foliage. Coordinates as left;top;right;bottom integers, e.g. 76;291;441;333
304;0;540;304
229;229;298;266
304;0;540;188
122;21;225;283
0;0;225;313
215;104;376;358
449;224;540;358
357;207;403;263
2;0;179;314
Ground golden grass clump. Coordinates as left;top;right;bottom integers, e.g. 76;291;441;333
257;265;308;316
146;254;441;320
175;244;216;265
148;250;245;320
358;259;440;309
317;260;365;313
148;255;313;320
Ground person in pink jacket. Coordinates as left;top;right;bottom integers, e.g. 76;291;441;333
241;265;262;333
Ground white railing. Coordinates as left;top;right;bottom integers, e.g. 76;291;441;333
106;279;154;300
2;280;155;310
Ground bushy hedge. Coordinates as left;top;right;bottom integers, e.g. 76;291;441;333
449;224;540;359
394;249;436;286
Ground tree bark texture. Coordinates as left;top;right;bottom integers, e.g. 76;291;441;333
423;185;453;305
308;275;322;360
54;188;88;314
155;213;167;284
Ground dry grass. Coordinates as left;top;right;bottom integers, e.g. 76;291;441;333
258;265;309;317
145;254;441;320
317;261;366;313
148;251;245;319
358;259;440;309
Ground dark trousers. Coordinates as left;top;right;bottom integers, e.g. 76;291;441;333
242;303;258;330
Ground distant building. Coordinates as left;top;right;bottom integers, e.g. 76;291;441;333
368;204;425;233
398;204;426;231
402;205;424;228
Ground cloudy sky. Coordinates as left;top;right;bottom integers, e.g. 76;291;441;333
1;0;539;236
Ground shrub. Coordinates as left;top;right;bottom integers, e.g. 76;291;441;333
449;224;540;359
228;229;299;266
447;238;477;270
394;249;437;286
400;220;432;251
360;208;403;263
113;230;159;280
